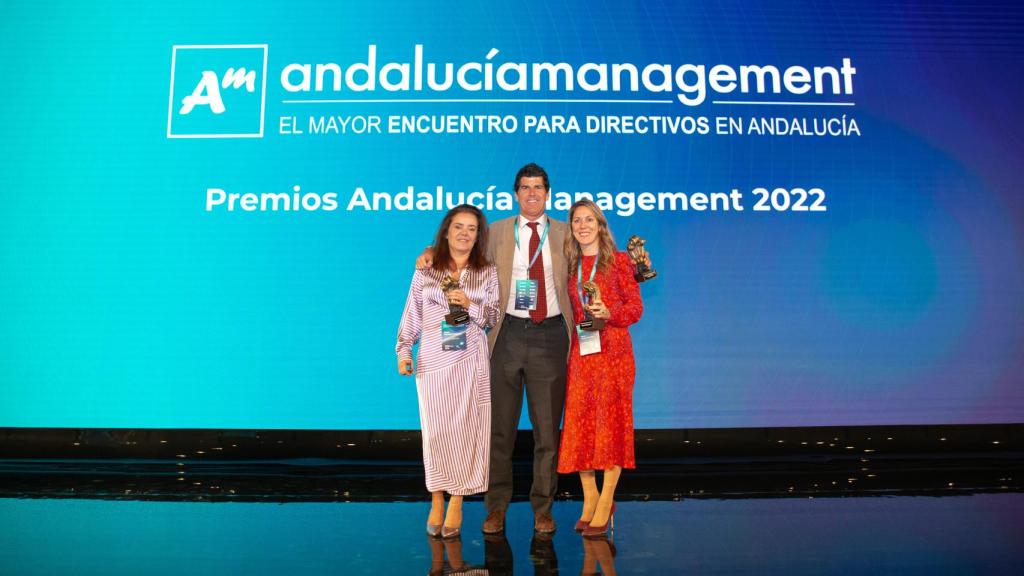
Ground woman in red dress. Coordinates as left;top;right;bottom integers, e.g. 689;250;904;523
557;199;644;538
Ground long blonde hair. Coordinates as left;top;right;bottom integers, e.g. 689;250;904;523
565;199;617;276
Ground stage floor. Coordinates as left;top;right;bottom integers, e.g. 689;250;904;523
1;453;1021;574
2;493;1023;575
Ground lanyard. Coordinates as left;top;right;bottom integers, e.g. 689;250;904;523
576;252;599;307
514;217;550;270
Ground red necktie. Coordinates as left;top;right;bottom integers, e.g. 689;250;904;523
527;221;548;323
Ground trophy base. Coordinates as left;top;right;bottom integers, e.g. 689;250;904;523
579;317;605;331
634;269;658;283
445;311;470;326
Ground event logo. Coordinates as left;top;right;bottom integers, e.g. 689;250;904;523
167;44;268;138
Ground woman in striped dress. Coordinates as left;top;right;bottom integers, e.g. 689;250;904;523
397;204;500;539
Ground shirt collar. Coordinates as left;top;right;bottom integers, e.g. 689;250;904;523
518;213;548;230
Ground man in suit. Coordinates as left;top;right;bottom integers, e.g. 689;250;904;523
417;163;572;533
481;163;572;534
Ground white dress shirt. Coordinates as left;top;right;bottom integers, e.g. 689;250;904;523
505;214;561;319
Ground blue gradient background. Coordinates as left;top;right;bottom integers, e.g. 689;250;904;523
0;1;1021;429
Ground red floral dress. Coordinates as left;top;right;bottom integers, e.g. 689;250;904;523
557;251;644;472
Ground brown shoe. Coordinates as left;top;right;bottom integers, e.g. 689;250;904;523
534;512;556;534
482;508;506;534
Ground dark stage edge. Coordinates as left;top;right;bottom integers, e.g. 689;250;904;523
1;424;1021;502
1;454;1021;502
2;424;1021;459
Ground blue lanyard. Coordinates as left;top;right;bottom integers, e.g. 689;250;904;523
514;217;550;270
576;251;599;307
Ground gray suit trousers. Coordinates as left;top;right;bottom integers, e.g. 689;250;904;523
485;314;568;516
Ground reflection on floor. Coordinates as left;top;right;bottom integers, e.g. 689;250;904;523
1;454;1022;574
4;426;1019;569
2;495;1023;575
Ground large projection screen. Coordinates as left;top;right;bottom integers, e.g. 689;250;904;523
1;1;1021;429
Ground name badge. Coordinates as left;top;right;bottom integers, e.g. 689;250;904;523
514;279;539;311
577;324;602;356
441;320;468;351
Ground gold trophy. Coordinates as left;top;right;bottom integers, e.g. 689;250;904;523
627;235;657;282
579;281;606;331
440;274;470;326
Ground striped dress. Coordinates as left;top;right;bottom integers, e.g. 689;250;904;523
397;264;499;495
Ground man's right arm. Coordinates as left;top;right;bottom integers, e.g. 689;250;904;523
415;246;433;269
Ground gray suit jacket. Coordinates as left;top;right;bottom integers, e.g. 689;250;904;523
486;215;574;353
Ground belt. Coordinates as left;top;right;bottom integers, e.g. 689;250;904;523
503;314;564;327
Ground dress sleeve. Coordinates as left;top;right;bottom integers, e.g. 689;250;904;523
396;270;424;361
469;265;500;330
606;252;643;328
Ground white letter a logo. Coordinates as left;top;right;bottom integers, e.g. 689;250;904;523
180;71;225;115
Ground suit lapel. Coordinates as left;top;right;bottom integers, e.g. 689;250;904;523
549;218;566;295
497;218;514;305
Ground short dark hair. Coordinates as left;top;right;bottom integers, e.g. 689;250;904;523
431;204;490;273
513;163;550;192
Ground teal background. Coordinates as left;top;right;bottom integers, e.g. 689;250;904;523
0;1;1022;429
